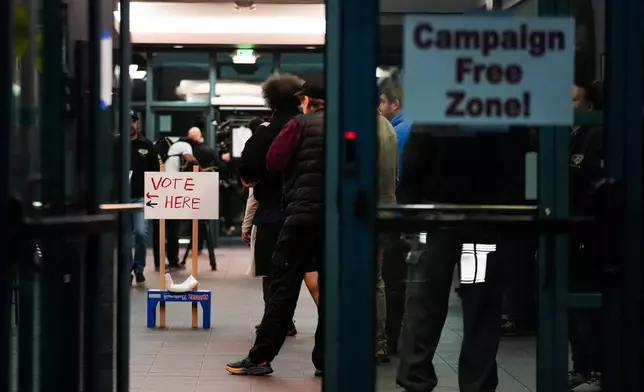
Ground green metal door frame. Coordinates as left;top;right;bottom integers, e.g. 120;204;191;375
602;0;643;390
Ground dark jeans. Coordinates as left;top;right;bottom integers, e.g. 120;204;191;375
249;223;324;369
382;235;409;351
569;243;602;375
397;234;503;392
501;239;537;326
152;220;181;267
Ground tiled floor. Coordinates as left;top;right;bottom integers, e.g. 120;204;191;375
130;247;537;392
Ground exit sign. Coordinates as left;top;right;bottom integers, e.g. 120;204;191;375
236;49;254;57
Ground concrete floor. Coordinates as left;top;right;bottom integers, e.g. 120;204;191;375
129;247;537;392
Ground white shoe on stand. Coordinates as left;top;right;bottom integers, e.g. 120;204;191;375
166;274;199;292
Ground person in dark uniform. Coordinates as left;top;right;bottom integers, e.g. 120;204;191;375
129;110;159;284
396;124;529;392
567;80;604;392
237;74;304;336
226;76;326;376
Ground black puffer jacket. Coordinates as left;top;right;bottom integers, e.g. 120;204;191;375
399;125;530;205
282;109;325;226
239;109;299;224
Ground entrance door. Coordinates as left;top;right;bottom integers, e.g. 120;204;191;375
325;1;643;392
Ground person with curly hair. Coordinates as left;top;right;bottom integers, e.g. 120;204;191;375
227;76;326;377
236;74;319;339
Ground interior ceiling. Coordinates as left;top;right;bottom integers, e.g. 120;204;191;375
132;0;324;3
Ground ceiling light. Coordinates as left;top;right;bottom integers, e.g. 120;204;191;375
173;45;184;49
231;48;259;64
234;1;256;11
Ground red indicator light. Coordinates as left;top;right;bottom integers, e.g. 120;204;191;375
344;131;357;140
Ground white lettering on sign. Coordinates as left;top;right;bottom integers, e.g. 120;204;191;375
403;16;574;126
144;172;219;220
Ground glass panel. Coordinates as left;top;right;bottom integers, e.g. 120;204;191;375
279;52;323;77
373;1;610;391
217;51;274;83
132;52;147;102
154;109;207;137
152;52;209;102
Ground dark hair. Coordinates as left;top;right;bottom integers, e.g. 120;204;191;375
248;117;263;134
379;71;404;105
262;73;303;111
576;80;604;110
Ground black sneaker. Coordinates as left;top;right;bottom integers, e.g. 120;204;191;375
375;348;390;364
154;263;170;272
168;263;185;271
314;369;323;377
501;318;536;337
225;357;273;376
134;272;146;284
568;371;588;390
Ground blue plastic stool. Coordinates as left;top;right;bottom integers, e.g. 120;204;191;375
147;289;212;329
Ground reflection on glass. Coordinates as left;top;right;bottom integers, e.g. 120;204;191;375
152;52;209;102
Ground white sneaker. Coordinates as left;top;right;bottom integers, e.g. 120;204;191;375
164;274;175;291
168;275;199;292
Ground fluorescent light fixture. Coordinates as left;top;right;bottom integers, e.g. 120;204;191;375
114;3;325;45
173;45;184;48
376;67;391;79
232;55;258;64
231;49;259;64
129;64;147;80
211;95;266;107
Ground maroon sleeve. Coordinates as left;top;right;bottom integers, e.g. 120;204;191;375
266;119;302;172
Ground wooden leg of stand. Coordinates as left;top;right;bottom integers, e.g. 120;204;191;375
191;218;199;328
159;219;166;329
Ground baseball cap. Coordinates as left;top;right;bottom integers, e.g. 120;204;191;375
130;110;140;120
295;76;325;100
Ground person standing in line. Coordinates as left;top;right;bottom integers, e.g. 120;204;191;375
226;76;326;376
396;122;529;392
129;110;159;284
378;74;411;355
375;113;399;364
567;81;604;392
237;74;309;337
154;135;198;269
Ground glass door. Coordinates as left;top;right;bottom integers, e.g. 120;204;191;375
325;0;643;392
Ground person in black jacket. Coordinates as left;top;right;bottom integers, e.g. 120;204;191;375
227;76;326;377
237;74;304;337
396;124;530;392
567;81;604;392
129;111;159;284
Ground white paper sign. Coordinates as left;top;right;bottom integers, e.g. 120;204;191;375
144;172;219;220
404;15;575;125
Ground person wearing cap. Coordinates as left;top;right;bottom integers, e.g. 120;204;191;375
237;74;312;338
129;110;159;284
226;77;326;376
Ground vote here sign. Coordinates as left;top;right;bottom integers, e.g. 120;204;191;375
403;16;574;126
144;172;219;220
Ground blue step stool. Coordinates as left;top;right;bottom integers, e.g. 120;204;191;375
147;289;212;329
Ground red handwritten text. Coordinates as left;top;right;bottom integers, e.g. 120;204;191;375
164;196;201;210
151;177;195;191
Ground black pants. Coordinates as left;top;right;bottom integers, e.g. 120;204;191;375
382;235;409;351
249;223;324;369
568;243;602;375
397;234;503;392
152;220;181;267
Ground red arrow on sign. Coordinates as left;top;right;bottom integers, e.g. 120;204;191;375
146;192;158;199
